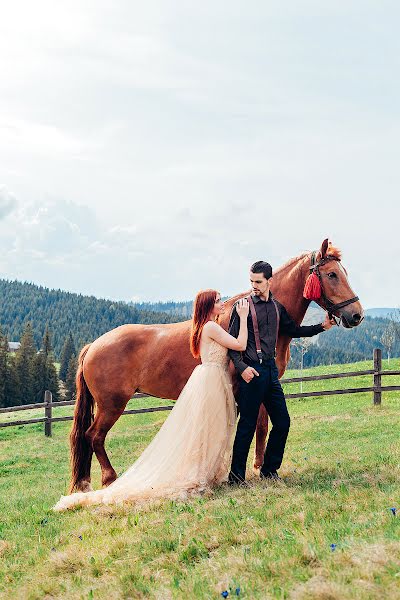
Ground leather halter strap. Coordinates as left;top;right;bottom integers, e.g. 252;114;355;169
310;252;359;321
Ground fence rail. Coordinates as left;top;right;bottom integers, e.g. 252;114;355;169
0;348;399;436
279;348;400;405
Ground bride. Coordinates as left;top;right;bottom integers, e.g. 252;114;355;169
53;290;249;511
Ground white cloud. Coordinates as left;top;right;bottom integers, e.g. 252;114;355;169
0;117;97;160
0;193;355;303
0;186;17;219
0;2;399;307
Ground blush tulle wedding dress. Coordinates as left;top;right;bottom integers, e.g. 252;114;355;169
53;339;236;511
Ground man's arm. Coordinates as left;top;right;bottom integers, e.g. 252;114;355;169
278;303;327;338
228;305;248;373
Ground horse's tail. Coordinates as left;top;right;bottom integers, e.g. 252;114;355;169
69;344;94;493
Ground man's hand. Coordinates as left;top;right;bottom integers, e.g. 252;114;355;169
322;314;336;330
241;366;259;383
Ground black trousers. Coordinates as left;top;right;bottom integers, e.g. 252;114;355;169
229;359;290;482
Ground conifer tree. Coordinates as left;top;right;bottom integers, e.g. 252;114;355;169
44;353;60;402
0;326;21;408
34;349;47;403
59;332;76;381
65;354;77;401
4;356;20;408
42;325;52;355
34;327;60;403
0;327;7;407
15;322;37;405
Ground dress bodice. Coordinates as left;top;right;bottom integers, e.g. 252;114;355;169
200;339;229;367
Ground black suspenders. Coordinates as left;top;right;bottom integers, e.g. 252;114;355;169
247;295;280;363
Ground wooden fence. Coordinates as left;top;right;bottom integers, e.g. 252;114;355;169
0;348;399;437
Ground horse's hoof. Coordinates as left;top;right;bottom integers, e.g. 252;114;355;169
102;472;117;487
76;480;93;493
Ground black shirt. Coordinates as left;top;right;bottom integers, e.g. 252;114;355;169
228;293;324;373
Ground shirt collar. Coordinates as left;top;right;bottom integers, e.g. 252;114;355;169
252;291;272;303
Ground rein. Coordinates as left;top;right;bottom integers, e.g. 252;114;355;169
306;251;359;325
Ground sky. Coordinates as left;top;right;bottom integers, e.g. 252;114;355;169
0;1;399;307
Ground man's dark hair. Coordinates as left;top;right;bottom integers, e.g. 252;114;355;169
250;261;273;280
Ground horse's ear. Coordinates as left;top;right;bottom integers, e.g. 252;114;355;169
317;238;329;260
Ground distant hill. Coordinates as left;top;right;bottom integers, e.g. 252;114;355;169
290;303;399;367
130;299;400;366
1;278;398;367
0;279;185;358
134;300;398;322
133;300;193;318
365;308;397;319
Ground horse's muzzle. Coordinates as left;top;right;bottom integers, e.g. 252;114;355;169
341;309;364;328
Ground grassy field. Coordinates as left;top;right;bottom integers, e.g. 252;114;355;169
0;359;399;599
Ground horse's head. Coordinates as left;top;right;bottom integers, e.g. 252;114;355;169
304;238;364;329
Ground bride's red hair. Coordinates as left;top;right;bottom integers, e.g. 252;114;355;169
190;289;218;358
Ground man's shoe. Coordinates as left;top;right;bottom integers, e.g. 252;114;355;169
228;472;250;487
228;479;251;489
260;471;282;482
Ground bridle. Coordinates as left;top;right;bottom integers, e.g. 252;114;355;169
309;251;359;326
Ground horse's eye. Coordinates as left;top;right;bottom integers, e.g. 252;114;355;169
327;272;337;279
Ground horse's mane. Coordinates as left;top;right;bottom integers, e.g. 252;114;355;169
326;244;342;260
224;290;251;309
274;252;309;276
224;243;342;306
275;242;342;275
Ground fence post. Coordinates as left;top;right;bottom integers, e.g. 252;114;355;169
373;348;382;405
44;390;52;436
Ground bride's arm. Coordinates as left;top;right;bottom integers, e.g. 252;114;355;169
203;299;249;351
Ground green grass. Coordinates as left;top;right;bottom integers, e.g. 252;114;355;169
0;359;399;599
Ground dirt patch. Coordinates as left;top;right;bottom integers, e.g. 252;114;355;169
0;540;10;556
290;575;345;600
49;549;85;574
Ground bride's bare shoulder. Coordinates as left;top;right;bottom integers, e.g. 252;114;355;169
203;321;221;332
203;321;226;342
204;321;226;338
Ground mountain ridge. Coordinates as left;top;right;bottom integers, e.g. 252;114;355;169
1;278;398;366
0;278;185;358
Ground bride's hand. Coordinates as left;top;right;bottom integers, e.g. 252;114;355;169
236;298;249;319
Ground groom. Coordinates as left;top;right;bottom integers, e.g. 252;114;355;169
228;260;334;484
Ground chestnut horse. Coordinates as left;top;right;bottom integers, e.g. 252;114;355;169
69;239;364;493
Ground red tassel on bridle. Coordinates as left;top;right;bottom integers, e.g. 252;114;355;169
303;271;322;300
